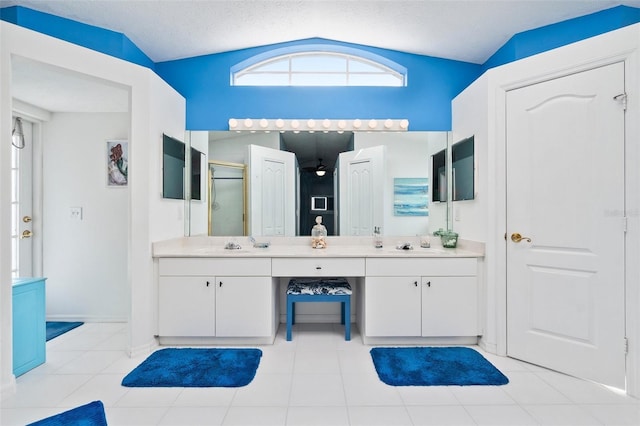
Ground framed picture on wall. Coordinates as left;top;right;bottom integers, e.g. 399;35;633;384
394;177;429;216
107;140;128;187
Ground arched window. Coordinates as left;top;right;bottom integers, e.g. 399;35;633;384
232;47;406;87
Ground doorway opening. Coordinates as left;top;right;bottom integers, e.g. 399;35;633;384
280;132;353;236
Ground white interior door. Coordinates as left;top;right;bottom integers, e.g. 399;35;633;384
506;62;626;389
338;145;385;236
248;144;296;236
11;117;34;278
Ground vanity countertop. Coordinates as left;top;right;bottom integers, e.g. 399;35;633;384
152;236;484;258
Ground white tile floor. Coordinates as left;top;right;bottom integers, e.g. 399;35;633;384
2;322;639;425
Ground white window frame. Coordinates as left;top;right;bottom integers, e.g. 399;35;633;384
232;48;407;87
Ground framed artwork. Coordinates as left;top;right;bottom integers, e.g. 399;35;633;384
107;140;128;186
394;177;428;216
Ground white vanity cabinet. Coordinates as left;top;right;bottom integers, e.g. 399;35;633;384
363;257;478;340
421;276;477;336
157;258;276;343
365;276;422;336
158;275;216;336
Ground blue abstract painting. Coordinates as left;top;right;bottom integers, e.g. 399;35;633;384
394;178;428;216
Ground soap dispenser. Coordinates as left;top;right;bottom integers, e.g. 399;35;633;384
311;216;327;249
373;226;383;248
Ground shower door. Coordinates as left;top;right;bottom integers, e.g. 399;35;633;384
208;161;247;236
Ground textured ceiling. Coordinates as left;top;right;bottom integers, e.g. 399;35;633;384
3;0;640;64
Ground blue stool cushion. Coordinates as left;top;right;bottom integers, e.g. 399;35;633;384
287;278;352;295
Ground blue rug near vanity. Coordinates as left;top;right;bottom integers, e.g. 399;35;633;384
370;346;509;386
27;400;107;426
45;321;84;341
122;348;262;387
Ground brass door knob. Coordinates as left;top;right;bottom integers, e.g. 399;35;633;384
23;216;32;223
21;230;33;239
511;232;532;243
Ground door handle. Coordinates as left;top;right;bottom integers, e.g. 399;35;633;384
21;230;33;239
23;216;32;223
511;232;532;243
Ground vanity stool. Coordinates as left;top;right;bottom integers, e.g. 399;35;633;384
286;277;351;341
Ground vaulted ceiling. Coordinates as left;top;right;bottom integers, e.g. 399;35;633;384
3;0;640;64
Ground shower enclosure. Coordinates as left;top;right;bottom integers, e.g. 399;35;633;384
208;161;247;236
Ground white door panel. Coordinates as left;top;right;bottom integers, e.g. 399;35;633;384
248;145;296;236
506;62;625;389
338;145;385;236
11;117;34;278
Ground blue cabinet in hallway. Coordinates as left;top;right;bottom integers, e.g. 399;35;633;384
12;277;46;376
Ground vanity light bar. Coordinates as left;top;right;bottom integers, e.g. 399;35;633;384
228;118;409;132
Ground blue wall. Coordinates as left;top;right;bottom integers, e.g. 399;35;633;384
483;5;640;72
0;6;154;70
3;5;640;130
155;39;480;131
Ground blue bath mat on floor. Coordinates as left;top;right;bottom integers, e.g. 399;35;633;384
370;346;509;386
46;321;84;341
121;348;262;387
27;400;107;426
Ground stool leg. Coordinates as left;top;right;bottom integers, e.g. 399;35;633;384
286;297;293;341
340;301;345;325
344;298;351;341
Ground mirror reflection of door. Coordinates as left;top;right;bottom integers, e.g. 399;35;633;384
248;145;297;237
11;116;34;278
208;161;247;236
338;145;386;236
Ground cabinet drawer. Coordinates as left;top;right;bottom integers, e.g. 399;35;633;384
159;258;271;276
272;258;365;277
366;257;476;276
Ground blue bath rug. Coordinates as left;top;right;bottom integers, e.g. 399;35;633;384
370;346;509;386
28;400;107;426
46;321;84;341
121;348;262;387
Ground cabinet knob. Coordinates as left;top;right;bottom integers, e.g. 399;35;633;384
316;266;322;270
206;281;210;287
426;281;431;287
219;281;223;287
414;281;418;286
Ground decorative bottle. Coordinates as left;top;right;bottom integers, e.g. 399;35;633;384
311;216;327;249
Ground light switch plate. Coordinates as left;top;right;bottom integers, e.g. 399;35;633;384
70;207;83;220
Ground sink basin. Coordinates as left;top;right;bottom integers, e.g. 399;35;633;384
378;246;448;255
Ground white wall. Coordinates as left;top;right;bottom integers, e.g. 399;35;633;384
209;132;280;164
452;24;640;396
1;22;187;393
0;20;14;394
43;112;128;321
354;132;447;236
450;91;488;242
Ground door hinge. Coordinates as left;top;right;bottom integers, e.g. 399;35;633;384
614;93;628;110
624;337;629;355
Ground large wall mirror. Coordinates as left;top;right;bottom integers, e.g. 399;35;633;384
186;130;451;237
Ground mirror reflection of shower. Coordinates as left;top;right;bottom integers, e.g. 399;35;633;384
208;161;247;236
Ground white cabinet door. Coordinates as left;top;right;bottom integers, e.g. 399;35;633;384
216;276;272;337
158;276;215;336
421;276;477;336
365;276;421;337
